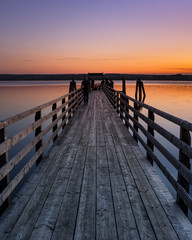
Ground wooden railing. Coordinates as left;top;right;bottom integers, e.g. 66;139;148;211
103;84;192;217
0;88;83;214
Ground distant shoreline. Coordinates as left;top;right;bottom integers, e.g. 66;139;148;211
0;74;192;81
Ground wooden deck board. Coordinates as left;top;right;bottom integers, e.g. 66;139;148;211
51;146;87;240
74;146;96;240
122;145;179;239
106;145;140;240
0;91;192;240
96;145;118;240
29;146;78;240
115;145;156;239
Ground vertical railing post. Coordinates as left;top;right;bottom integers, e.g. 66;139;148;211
116;92;118;114
133;103;138;143
80;88;83;104
120;78;126;121
75;89;79;111
108;88;111;105
109;89;113;106
120;94;124;120
147;110;154;165
35;110;42;165
62;98;66;129
177;127;191;215
117;92;120;115
113;90;116;109
77;89;80;107
68;92;72;120
71;90;76;115
52;103;58;142
125;98;129;129
114;90;116;111
0;126;10;215
74;90;77;113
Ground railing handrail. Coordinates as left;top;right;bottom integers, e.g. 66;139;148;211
103;84;192;218
0;87;83;214
106;85;192;131
0;88;80;129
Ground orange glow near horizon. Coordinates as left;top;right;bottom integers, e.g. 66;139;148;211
1;1;192;75
1;53;192;75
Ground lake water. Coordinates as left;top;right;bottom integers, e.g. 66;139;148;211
1;80;192;123
0;80;192;219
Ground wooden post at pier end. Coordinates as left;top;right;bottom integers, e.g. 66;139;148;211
0;127;10;215
177;127;191;215
122;78;126;94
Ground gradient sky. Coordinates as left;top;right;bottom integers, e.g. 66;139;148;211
0;0;192;74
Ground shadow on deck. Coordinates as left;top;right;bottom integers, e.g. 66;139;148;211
0;91;192;240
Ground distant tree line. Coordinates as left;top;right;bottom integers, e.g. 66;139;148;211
0;73;192;81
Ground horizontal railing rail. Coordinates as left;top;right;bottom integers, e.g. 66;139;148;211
103;84;192;217
0;88;83;214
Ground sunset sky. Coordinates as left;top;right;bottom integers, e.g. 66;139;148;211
0;0;192;74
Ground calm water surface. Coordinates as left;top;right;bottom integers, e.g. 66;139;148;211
1;81;192;123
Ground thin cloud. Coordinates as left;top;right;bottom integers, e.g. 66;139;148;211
92;56;141;62
56;55;141;62
56;57;82;61
177;68;192;72
94;58;123;62
24;59;35;62
164;67;192;72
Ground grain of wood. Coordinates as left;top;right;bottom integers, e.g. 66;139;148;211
106;145;140;240
115;145;156;239
29;146;78;240
51;146;87;240
0;147;59;240
0;91;192;240
96;145;118;240
6;144;70;240
134;147;192;240
74;146;96;240
122;145;179;239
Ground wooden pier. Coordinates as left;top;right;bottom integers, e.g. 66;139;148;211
0;88;192;239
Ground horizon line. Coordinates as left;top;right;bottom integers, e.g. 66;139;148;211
0;73;192;76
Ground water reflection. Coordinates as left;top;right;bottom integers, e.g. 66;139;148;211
0;84;81;122
114;83;192;123
0;84;74;200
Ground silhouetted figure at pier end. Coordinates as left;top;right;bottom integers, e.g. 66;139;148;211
135;77;146;102
101;79;105;89
91;78;95;90
82;76;90;104
69;78;76;92
105;77;110;86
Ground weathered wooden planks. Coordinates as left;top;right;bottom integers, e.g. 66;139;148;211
0;90;192;240
104;84;192;215
74;146;96;240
